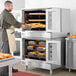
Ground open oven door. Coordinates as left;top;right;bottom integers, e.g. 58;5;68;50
46;8;61;32
46;40;61;65
11;38;24;59
10;28;25;59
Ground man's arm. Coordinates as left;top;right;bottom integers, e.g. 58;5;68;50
3;12;31;29
4;12;22;28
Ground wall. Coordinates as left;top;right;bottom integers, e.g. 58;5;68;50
12;0;25;10
25;0;76;34
0;0;6;13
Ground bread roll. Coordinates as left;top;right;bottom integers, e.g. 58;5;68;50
27;23;45;28
3;54;13;58
0;56;5;59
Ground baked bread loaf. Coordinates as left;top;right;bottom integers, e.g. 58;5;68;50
37;46;46;51
27;23;45;28
3;54;13;58
69;35;76;38
0;53;4;56
0;56;6;59
0;52;13;59
38;53;45;55
28;41;36;45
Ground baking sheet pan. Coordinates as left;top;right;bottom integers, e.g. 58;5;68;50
0;57;15;62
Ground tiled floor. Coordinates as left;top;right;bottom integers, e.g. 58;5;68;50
13;62;76;76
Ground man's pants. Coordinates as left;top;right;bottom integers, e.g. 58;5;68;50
0;41;9;76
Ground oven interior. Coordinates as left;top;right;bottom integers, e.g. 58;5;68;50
25;39;46;61
24;10;46;31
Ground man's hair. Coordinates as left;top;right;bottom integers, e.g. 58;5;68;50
4;1;13;5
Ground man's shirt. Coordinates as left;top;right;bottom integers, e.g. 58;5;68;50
0;9;22;41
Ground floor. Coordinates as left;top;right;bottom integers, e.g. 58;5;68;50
13;62;76;76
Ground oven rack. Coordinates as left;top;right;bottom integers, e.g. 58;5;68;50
25;54;46;60
29;13;46;15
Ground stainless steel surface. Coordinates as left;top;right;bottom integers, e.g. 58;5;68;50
0;57;14;62
0;57;20;76
24;59;61;70
66;38;76;70
24;36;51;40
13;8;70;73
46;38;65;65
22;31;51;38
0;57;20;67
22;8;70;34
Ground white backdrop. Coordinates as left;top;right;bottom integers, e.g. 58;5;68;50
25;0;76;34
0;0;6;13
11;0;25;10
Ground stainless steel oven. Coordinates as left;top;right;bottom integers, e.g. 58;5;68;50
13;8;70;74
22;8;70;33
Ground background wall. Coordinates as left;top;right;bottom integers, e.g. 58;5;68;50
0;0;6;13
11;0;25;10
25;0;76;34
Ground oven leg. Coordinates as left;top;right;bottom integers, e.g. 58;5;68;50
69;68;71;72
25;65;28;71
50;64;52;75
9;65;12;76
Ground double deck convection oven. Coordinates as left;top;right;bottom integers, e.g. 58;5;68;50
13;8;70;74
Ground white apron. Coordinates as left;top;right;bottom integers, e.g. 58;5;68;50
6;26;16;52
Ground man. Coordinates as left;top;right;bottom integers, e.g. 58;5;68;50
0;1;26;76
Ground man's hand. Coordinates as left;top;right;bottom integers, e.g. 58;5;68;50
9;25;15;29
21;24;32;30
21;24;26;29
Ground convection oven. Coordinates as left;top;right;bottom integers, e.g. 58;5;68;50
13;8;70;74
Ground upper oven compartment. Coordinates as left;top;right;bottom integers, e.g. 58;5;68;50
22;8;70;33
22;9;46;31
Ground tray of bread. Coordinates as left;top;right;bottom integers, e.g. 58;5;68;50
69;35;76;38
26;23;45;28
28;51;45;58
29;13;46;15
28;51;39;55
28;51;40;57
27;46;35;50
37;52;45;58
28;41;37;45
38;41;46;46
0;53;14;62
37;46;46;51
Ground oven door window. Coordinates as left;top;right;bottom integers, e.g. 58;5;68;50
13;40;20;56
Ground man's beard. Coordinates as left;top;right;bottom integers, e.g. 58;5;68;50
9;9;12;12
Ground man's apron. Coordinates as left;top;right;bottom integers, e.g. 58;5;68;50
6;27;16;52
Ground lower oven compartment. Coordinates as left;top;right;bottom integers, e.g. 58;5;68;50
23;39;62;70
25;39;46;61
22;38;65;72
